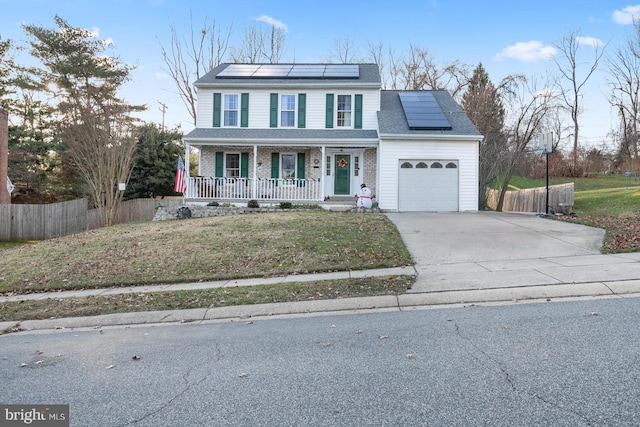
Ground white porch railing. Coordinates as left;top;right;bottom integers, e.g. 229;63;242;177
187;177;322;201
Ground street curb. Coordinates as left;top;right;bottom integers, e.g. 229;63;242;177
3;280;640;334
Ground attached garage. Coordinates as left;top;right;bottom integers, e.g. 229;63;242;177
398;160;459;211
376;90;482;212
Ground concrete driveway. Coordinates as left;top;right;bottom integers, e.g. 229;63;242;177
386;212;640;293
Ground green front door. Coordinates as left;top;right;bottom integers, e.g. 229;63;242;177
334;154;351;195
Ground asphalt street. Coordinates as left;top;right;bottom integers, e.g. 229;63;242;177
1;296;639;426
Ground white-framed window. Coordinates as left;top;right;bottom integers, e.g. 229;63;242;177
225;153;240;177
223;94;239;127
281;153;296;181
280;94;295;127
337;94;352;127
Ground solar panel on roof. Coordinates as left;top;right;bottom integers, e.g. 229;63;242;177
217;64;260;77
399;92;452;130
216;64;359;78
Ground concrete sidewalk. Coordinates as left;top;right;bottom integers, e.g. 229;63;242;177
3;211;640;333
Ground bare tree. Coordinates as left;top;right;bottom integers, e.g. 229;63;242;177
327;36;360;63
230;25;263;64
160;13;232;125
608;20;640;165
366;41;387;85
553;29;606;173
397;44;471;98
230;23;286;64
264;24;285;63
497;75;557;211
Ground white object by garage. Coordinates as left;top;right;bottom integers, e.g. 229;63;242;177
398;159;459;211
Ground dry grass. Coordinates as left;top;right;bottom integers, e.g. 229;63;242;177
0;211;412;295
0;276;414;322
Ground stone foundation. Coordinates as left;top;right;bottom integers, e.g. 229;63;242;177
153;204;380;221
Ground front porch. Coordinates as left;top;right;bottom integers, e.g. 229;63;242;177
186;177;323;202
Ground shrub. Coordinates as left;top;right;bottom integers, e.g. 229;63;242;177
207;201;219;206
279;202;292;209
247;199;260;208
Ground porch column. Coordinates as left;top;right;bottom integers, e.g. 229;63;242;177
184;143;190;200
321;145;326;201
252;144;257;198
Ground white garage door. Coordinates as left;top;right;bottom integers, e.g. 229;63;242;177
398;160;459;211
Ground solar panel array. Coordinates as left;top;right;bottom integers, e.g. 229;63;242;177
399;92;452;130
217;64;360;79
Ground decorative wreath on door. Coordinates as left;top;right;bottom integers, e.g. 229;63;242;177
337;158;348;168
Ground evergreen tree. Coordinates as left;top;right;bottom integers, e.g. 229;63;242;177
23;16;144;224
461;63;507;209
125;124;184;200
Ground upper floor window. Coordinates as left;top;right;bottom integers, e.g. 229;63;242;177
224;94;238;127
280;95;296;127
337;95;352;127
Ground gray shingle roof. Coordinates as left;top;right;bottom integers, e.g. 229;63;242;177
195;63;381;87
378;90;482;138
184;127;378;142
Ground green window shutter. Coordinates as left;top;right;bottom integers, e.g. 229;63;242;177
240;93;249;127
240;153;249;178
297;94;306;128
297;152;306;187
271;152;279;186
270;93;278;128
325;94;334;128
213;93;221;127
215;152;223;177
354;94;363;129
271;152;279;178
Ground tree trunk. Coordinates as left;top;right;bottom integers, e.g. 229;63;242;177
496;168;515;212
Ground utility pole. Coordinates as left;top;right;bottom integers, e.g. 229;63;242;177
158;101;167;132
0;106;10;204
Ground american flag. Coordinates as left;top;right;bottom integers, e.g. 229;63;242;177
174;155;187;194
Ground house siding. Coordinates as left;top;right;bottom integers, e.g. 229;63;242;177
378;139;479;211
195;87;380;131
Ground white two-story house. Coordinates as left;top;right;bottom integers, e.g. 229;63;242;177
182;63;482;212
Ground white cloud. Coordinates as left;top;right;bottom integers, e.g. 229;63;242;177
254;15;288;31
494;41;557;62
576;36;604;47
612;5;640;25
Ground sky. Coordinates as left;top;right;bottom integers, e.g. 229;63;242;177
1;0;640;150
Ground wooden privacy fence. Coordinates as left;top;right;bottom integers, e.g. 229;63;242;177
1;198;183;241
486;183;574;213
